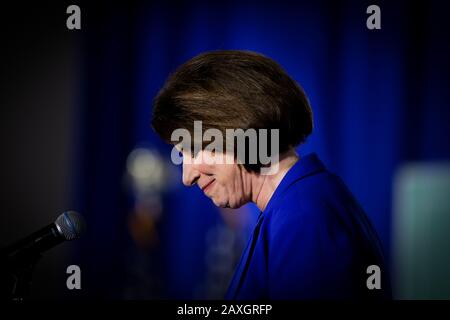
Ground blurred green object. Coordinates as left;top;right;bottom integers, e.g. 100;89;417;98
393;163;450;299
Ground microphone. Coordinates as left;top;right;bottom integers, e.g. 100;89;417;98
0;211;86;300
1;211;86;263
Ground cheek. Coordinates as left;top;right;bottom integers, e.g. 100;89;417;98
215;168;246;207
215;169;237;192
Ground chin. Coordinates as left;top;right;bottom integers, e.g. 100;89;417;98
211;197;231;208
212;198;228;208
216;198;245;209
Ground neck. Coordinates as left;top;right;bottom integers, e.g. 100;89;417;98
251;149;299;211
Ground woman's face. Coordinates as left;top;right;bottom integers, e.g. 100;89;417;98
180;149;250;208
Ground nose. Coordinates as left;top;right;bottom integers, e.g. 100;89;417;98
182;160;200;187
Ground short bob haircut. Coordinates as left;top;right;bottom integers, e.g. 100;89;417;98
151;50;313;170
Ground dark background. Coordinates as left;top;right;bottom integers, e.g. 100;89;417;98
1;0;449;299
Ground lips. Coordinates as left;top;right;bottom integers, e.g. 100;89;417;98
201;179;215;192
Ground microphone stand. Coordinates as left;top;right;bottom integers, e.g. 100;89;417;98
0;248;42;300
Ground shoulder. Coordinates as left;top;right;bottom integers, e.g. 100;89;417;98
268;170;346;217
263;171;357;239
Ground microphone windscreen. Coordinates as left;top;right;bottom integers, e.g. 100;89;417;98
55;211;86;240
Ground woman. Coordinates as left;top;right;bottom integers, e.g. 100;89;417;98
151;50;390;299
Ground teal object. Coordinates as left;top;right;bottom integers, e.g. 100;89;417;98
393;163;450;299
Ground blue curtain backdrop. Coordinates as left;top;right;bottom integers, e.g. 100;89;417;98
73;0;450;298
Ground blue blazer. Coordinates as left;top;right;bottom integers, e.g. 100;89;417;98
225;153;391;300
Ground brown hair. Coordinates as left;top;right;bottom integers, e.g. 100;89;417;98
151;50;313;168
